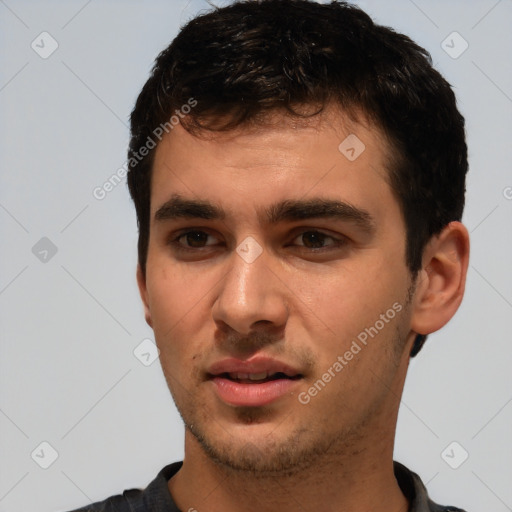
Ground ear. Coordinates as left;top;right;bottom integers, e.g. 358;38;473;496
410;221;470;336
136;264;153;327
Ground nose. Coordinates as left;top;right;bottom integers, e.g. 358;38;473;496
211;246;289;337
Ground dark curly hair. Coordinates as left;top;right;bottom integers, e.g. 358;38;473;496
127;0;468;356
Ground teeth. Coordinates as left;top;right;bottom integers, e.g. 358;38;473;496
249;372;269;381
228;372;270;381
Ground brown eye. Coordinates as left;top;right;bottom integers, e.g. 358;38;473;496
301;231;329;248
295;230;337;249
176;231;217;248
186;232;207;247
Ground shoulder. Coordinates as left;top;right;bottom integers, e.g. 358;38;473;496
393;461;468;512
64;462;182;512
67;488;144;512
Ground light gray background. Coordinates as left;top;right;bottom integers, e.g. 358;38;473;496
1;0;511;511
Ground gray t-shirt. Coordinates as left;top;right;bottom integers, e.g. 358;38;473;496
66;460;467;512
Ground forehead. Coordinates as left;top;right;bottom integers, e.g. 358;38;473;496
150;106;398;219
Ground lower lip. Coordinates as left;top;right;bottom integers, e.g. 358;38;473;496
211;376;300;407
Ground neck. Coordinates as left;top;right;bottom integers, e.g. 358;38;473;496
169;421;408;512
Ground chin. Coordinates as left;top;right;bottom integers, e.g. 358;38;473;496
186;414;339;476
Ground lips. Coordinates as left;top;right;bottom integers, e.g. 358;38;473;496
207;357;302;379
224;371;297;383
207;357;303;407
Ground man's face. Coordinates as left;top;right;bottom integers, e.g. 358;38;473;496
139;109;417;473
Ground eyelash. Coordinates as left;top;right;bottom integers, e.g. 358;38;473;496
170;230;221;251
168;229;347;252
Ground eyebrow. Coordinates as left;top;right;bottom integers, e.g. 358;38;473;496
155;195;225;221
154;195;375;234
264;199;375;234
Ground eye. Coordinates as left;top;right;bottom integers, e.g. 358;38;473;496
291;230;344;249
173;230;220;249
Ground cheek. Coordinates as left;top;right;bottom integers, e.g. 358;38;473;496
146;266;196;340
147;266;182;318
147;261;213;316
145;262;218;362
293;257;408;357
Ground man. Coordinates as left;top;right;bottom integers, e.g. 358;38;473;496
69;0;470;510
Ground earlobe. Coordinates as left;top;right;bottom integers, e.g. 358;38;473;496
410;221;470;336
136;264;153;327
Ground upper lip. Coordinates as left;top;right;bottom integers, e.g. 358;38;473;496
207;357;302;378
